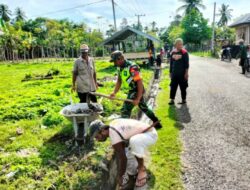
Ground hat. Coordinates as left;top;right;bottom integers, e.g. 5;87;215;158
89;119;106;138
110;51;123;62
80;44;89;53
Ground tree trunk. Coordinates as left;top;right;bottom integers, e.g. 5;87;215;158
41;46;45;58
71;48;74;58
12;50;14;61
31;47;34;59
53;47;56;58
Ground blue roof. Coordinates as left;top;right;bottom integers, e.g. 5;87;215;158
100;26;161;46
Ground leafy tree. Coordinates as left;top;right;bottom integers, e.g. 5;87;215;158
0;4;11;22
15;7;26;22
215;26;235;43
181;9;211;44
177;0;206;15
217;4;233;27
168;25;184;44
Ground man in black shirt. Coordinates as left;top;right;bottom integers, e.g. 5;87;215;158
169;38;189;105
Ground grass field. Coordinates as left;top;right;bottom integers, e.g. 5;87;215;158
0;60;182;190
148;69;183;190
191;51;213;58
0;59;153;189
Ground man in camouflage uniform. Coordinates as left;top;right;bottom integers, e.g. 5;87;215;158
109;51;162;129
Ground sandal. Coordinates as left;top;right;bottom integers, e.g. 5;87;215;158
135;168;148;187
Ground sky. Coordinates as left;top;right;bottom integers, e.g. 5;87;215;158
1;0;250;33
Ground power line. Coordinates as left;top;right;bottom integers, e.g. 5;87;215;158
114;2;134;17
134;0;145;14
31;0;107;17
120;0;138;15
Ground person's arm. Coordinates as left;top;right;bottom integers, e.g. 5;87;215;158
130;65;143;105
110;76;122;98
170;56;173;78
92;59;98;88
72;62;78;92
184;52;189;80
112;142;127;186
134;79;143;106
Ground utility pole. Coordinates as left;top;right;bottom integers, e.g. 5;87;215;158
211;2;216;53
111;0;117;31
135;14;145;30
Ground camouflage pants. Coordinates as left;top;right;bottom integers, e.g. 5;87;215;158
121;90;159;122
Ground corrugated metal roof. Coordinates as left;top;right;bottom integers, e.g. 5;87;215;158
230;13;250;27
100;26;161;46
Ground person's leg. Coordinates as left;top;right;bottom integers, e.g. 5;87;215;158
242;66;246;74
169;77;178;104
138;97;159;123
179;78;188;103
129;131;158;187
135;157;147;187
89;94;97;103
78;92;87;103
121;91;135;118
125;149;138;176
240;59;246;74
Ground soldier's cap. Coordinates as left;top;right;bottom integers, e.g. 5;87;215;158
110;51;123;62
89;119;106;138
80;44;89;53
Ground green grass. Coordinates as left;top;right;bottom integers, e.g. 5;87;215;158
0;59;153;189
191;51;213;58
148;69;183;190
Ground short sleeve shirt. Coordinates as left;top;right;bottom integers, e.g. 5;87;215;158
117;61;142;90
72;56;96;93
109;119;150;145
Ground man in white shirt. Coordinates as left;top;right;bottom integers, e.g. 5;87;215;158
89;119;158;188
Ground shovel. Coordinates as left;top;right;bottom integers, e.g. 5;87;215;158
90;92;133;103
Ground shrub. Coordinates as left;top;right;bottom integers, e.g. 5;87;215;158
42;111;64;127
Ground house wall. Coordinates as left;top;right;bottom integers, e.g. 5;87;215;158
235;24;250;45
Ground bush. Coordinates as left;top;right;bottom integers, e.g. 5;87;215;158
24;73;32;80
95;48;103;57
46;68;60;77
42;111;64;127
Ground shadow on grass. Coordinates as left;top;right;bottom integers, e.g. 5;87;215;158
168;104;191;130
39;123;93;168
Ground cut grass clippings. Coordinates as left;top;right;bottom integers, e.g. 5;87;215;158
148;69;183;190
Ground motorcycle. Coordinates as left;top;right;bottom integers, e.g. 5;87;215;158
221;47;232;62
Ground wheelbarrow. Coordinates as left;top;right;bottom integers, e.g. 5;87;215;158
60;100;103;145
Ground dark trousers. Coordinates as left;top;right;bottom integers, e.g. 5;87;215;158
78;92;97;103
240;58;246;74
170;75;188;100
242;66;246;74
121;90;159;122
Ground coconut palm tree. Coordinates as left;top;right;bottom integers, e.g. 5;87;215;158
217;4;233;26
15;7;26;22
177;0;206;15
151;21;157;32
0;4;12;22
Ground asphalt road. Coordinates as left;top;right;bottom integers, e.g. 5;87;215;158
175;56;250;190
